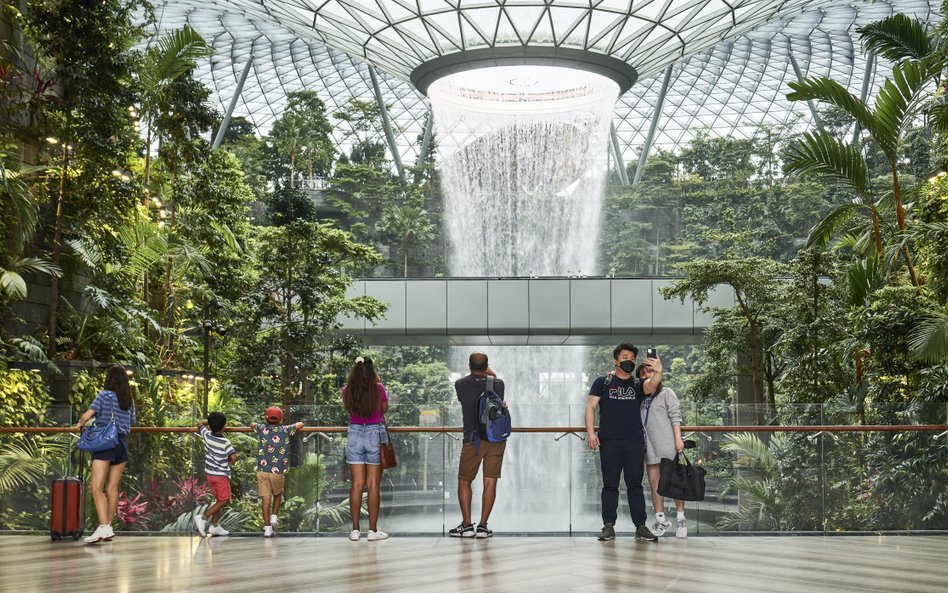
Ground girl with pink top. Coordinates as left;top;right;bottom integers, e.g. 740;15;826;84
342;356;390;541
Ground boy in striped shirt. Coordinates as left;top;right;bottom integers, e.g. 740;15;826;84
194;412;238;537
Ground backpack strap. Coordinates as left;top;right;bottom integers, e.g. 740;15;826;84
486;376;494;392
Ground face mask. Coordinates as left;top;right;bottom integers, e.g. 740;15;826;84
619;360;635;373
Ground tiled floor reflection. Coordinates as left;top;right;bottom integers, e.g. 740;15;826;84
2;533;946;592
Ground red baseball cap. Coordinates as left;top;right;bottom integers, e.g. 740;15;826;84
265;406;283;424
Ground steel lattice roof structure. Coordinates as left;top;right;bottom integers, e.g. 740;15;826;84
147;0;939;169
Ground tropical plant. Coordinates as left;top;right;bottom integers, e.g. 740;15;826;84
661;218;789;423
21;0;145;357
160;503;249;532
137;25;214;190
376;204;436;276
228;206;385;411
270;91;334;186
0;152;60;304
785;14;944;288
717;432;788;530
0;435;67;492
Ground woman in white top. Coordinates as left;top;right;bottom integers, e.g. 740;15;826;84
638;362;688;538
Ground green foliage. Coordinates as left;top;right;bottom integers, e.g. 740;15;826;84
270;91;334;184
855;285;941;412
227;220;385;410
375;201;436;277
0;369;52;426
717;433;787;530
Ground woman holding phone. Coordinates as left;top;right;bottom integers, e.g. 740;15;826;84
637;355;688;538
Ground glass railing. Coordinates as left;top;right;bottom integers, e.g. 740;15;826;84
1;403;945;536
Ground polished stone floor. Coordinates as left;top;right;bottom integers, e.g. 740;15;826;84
2;534;946;593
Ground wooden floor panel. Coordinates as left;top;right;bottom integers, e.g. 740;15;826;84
2;534;945;593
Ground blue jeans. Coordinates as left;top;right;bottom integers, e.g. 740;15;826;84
346;423;387;465
599;439;647;527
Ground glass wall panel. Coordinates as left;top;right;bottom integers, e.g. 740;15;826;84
1;402;945;536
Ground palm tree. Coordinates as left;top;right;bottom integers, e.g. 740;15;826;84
0;155;61;303
717;432;788;531
909;309;948;363
137;25;213;192
376;204;436;277
785;14;943;288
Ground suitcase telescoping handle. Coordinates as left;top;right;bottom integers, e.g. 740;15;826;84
66;430;86;480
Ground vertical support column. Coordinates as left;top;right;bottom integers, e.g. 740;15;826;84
369;64;405;183
415;112;433;181
610;123;629;185
788;51;823;130
212;58;254;150
851;51;875;144
633;64;674;185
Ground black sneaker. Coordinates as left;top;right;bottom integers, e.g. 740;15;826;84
448;523;475;538
597;524;616;541
475;524;493;538
635;524;659;542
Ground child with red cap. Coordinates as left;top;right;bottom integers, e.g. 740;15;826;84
250;406;304;537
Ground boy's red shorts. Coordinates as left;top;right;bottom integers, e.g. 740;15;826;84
207;475;232;501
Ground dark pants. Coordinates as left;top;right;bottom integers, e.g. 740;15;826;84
599;439;647;527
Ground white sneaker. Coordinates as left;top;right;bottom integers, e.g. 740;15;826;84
103;525;115;541
651;519;671;536
84;524;111;544
208;524;230;536
263;526;274;538
193;513;207;537
367;530;390;541
270;515;279;527
676;519;688;538
349;529;360;541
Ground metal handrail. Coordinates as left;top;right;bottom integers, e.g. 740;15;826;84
1;425;946;434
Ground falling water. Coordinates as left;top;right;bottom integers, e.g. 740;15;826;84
429;67;619;529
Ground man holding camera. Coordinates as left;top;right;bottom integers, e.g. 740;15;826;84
585;342;662;541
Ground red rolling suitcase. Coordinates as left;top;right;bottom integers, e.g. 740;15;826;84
51;444;85;541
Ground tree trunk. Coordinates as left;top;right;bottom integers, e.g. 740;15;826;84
869;208;884;258
735;290;763;425
143;115;153;206
289;151;296;188
402;235;409;277
891;165;920;287
47;142;70;357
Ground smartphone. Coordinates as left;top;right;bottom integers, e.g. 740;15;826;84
646;348;657;359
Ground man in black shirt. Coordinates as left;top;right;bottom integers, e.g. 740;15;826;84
585;342;662;541
448;351;506;538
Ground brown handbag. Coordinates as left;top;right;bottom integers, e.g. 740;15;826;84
380;417;397;469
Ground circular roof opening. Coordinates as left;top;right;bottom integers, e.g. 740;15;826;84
411;47;637;97
428;65;620;115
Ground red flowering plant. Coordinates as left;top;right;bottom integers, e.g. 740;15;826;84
165;477;213;516
117;492;151;530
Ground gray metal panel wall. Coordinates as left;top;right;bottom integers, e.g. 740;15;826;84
447;280;488;335
364;281;406;335
337;281;366;334
529;279;569;334
610;279;652;333
653;278;693;335
570;279;611;334
406;280;447;335
488;280;528;345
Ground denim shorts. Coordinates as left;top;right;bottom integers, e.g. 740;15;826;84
91;435;129;465
346;423;388;465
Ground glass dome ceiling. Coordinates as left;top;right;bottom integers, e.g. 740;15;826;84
146;0;939;167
